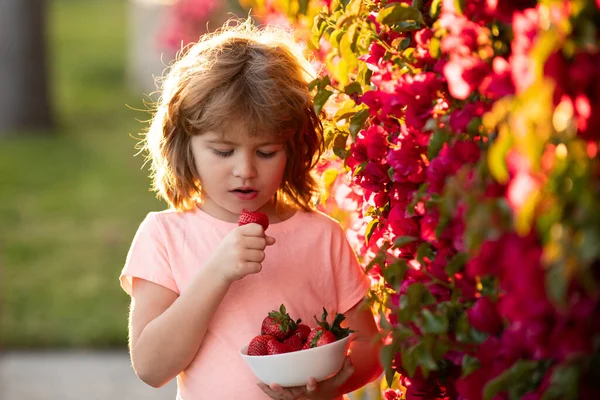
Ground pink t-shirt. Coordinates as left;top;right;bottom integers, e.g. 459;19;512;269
120;206;371;399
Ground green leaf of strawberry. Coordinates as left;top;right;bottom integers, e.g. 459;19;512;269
313;307;354;340
260;304;298;341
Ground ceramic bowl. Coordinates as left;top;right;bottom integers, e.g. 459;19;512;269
239;334;352;387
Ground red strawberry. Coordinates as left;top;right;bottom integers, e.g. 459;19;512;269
293;323;311;341
261;304;298;341
267;338;291;355
283;334;303;352
247;334;276;356
238;209;269;231
304;308;355;349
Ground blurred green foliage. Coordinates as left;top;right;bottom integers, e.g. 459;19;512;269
0;0;164;348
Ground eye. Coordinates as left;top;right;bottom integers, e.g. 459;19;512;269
212;149;233;158
257;150;277;159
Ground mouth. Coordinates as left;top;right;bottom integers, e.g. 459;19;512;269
231;188;257;194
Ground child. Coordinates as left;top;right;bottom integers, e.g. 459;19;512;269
120;19;382;400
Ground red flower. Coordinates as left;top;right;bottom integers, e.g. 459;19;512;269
468;297;504;335
444;55;491;100
387;144;428;183
356;162;390;192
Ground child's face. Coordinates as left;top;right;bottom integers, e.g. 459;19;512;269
190;125;287;222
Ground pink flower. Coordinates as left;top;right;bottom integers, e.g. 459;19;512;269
466;239;503;277
449;101;489;133
468;297;504;335
388;205;420;237
486;0;537;23
382;388;403;400
361;125;389;160
506;170;542;212
387;144;427;184
479;57;515;99
356;162;390;192
444;55;491;100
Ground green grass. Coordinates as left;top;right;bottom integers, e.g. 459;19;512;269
0;0;164;348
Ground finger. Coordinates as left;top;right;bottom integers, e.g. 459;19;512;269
256;382;279;399
244;236;267;250
269;384;295;400
306;377;318;393
330;358;354;387
238;223;265;236
244;249;266;263
242;262;262;275
266;236;276;246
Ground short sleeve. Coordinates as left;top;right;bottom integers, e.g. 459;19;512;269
331;223;372;313
119;212;180;296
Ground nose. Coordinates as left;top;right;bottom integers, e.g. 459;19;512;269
232;151;257;179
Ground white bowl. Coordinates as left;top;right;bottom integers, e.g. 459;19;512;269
239;334;352;387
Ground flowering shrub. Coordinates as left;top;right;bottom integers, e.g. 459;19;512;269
160;0;222;49
173;0;600;397
244;0;600;398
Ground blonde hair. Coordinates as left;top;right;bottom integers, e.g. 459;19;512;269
142;19;324;211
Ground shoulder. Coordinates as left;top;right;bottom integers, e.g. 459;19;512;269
293;209;345;234
141;207;200;233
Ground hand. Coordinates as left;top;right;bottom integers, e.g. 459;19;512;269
209;223;275;283
257;357;354;400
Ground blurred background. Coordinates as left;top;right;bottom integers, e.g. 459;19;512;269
0;1;379;398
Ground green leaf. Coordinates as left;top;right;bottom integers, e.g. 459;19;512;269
488;128;512;184
483;360;540;400
391;20;421;33
339;25;359;69
542;363;580;400
344;81;363;96
546;263;568;308
377;3;425;25
349;108;370;140
453;0;464;15
400;37;412;50
420;309;448;334
401;344;418;377
414;341;438;373
388;166;395;182
298;0;309;15
445;252;468;276
365;218;379;244
406;283;426;310
393;236;418;248
428;128;451;159
332;130;349;159
430;0;442;19
383;259;408;288
461;354;481;377
313;88;333;115
322;168;339;187
416;242;435;267
380;344;398;386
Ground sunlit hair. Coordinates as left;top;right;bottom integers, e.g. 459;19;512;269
141;18;324;212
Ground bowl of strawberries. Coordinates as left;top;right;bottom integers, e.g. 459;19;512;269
240;304;353;387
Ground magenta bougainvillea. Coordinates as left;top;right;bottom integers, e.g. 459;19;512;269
172;0;600;398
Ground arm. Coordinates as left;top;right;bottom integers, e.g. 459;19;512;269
128;268;230;388
129;223;275;388
333;300;383;396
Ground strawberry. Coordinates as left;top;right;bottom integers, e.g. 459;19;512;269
267;338;292;355
260;304;298;341
304;308;354;349
238;209;269;231
283;334;303;352
293;323;311;341
247;334;276;356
